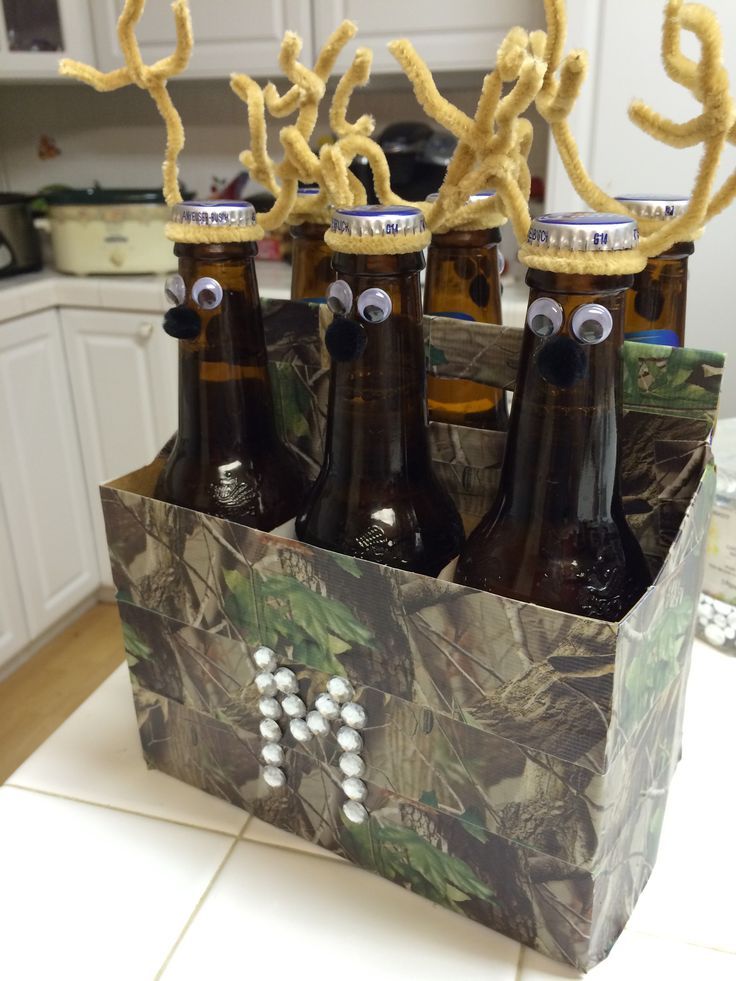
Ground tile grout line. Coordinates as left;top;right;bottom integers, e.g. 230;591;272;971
3;782;246;839
514;944;525;981
630;928;736;958
154;834;242;980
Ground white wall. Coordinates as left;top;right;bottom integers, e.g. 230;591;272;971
546;0;736;418
0;75;548;202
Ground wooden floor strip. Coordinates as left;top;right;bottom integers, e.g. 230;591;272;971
0;603;124;783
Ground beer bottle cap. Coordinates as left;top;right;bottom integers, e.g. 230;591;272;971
615;194;689;220
297;187;321;199
170;200;258;229
326;204;430;254
526;212;639;253
331;204;426;238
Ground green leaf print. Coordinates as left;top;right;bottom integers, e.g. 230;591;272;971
341;820;496;911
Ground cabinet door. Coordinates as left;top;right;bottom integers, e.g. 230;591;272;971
60;307;177;588
0;309;98;636
0;0;95;79
314;0;545;73
92;0;313;78
0;487;29;673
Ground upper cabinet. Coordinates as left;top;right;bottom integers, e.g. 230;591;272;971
314;0;545;73
0;0;95;79
0;1;545;81
91;0;313;78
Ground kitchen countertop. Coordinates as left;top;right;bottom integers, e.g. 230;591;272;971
0;266;531;326
0;638;733;980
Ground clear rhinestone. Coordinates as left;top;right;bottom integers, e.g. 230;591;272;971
342;800;368;824
705;623;726;647
327;676;354;704
254;672;278;696
725;627;736;640
261;742;285;766
282;694;307;718
290;718;312;743
342;777;367;802
274;667;298;694
340;702;367;730
253;646;277;672
714;613;727;628
263;765;286;789
713;600;731;615
339;752;366;778
336;726;363;753
259;718;282;743
315;693;340;720
306;711;331;737
259;696;282;720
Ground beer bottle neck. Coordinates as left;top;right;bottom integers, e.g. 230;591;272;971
324;250;432;483
289;221;333;302
174;242;278;461
625;241;693;347
500;270;631;525
424;227;502;323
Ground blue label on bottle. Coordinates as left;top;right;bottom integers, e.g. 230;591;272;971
625;329;681;348
430;310;476;322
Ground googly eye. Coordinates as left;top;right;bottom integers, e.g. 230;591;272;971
526;297;563;338
191;277;223;310
357;288;392;324
571;303;613;345
327;279;353;316
164;273;185;306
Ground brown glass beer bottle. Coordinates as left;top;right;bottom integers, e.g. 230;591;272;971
424;190;508;430
155;201;305;529
289;187;334;302
296;205;465;575
617;195;693;347
455;213;651;620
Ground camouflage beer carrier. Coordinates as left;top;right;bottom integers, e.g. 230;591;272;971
101;302;723;972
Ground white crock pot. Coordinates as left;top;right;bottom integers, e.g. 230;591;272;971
46;188;176;275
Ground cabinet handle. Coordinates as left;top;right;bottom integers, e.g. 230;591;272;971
138;322;154;341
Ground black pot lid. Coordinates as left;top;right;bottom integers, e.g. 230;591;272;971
45;187;168;206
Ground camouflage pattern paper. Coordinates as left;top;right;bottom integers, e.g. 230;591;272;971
101;302;723;972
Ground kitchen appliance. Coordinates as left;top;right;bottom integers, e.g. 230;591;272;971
377;122;457;201
0;193;42;277
45;187;176;275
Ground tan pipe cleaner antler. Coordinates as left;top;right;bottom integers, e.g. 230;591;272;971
515;0;736;273
231;22;435;253
59;0;192;209
230;21;368;231
388;28;546;235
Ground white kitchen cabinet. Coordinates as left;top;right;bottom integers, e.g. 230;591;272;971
314;0;544;73
91;0;313;78
0;486;30;672
0;0;95;79
60;307;177;588
0;308;98;636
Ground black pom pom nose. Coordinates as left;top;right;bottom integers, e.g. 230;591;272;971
535;335;587;389
325;316;367;363
163;305;201;340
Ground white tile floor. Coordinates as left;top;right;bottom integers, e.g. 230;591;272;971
1;641;734;980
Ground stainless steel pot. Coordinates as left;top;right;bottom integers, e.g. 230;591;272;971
0;193;42;276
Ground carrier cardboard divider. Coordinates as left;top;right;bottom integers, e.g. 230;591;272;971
101;300;723;971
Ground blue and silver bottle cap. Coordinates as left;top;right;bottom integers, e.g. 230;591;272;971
330;204;427;239
616;194;689;221
526;212;639;252
170;200;257;229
